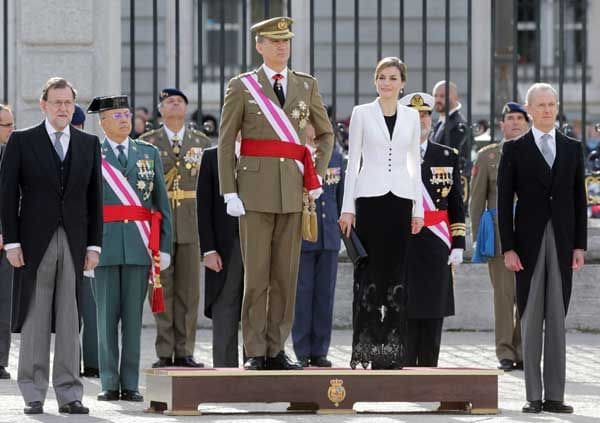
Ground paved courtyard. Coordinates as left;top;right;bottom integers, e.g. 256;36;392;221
0;329;599;422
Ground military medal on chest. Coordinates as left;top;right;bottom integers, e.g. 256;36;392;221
183;147;204;176
325;167;341;185
429;166;453;186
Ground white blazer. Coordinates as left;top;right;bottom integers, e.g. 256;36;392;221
341;99;424;218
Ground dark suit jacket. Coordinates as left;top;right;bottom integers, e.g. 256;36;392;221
196;147;241;319
0;122;103;332
431;110;469;171
497;129;587;316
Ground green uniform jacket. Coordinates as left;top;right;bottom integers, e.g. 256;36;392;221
98;138;172;266
140;127;211;244
218;67;334;214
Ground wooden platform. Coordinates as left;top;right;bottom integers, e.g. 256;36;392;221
143;367;502;415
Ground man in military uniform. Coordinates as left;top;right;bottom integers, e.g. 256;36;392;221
140;88;211;368
218;17;334;370
88;96;172;402
401;92;465;367
292;124;343;368
470;102;529;371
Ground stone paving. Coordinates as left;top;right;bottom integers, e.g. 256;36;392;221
0;329;599;422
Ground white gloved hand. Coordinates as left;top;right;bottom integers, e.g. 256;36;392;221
448;248;464;265
159;252;171;271
224;194;246;217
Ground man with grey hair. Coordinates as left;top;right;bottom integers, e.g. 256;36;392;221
498;82;587;414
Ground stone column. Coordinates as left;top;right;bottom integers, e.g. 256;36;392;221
12;0;121;137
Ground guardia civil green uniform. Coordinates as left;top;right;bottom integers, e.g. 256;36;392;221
88;96;172;395
140;91;211;363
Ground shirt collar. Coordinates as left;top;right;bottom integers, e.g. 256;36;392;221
106;136;130;154
164;125;185;141
531;126;556;144
262;64;288;82
45;118;70;138
421;140;428;154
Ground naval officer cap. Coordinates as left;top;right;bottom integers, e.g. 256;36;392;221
399;92;434;113
159;88;189;104
251;17;294;39
502;101;529;122
87;95;130;114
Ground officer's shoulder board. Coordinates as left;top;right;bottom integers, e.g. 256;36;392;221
138;127;161;143
188;127;211;142
292;70;315;80
133;138;159;151
476;142;501;158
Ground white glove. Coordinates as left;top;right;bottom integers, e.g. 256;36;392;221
448;248;464;266
159;252;171;271
224;193;246;217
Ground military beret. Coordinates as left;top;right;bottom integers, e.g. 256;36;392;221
159;88;188;104
251;17;294;40
87;95;130;114
71;104;86;125
399;92;434;112
502;101;529;122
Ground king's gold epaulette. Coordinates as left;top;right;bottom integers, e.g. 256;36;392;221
133;138;158;150
292;70;315;79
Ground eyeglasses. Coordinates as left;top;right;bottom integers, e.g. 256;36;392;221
46;100;75;108
105;111;132;120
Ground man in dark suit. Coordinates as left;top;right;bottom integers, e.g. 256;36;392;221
401;92;465;367
197;146;244;367
498;83;587;414
0;77;103;415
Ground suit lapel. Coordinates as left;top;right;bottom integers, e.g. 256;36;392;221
283;69;299;111
257;68;283;109
125;138;139;177
523;130;552;188
30;122;60;192
552;131;567;181
63;126;82;198
101;138;118;168
372;100;392;141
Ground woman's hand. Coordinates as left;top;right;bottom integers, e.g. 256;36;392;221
411;217;424;234
338;212;355;237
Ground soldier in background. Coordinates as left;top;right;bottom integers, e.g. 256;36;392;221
402;92;465;367
470;102;529;371
140;88;211;368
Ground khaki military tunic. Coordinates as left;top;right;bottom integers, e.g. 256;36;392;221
140;126;212;359
469;141;522;363
218;67;334;357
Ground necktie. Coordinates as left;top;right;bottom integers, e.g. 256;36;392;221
172;135;181;156
420;145;426;160
53;132;65;161
540;133;555;167
116;144;127;169
272;74;285;107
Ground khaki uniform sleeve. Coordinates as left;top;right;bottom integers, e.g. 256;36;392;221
468;151;489;242
308;78;334;177
217;77;245;195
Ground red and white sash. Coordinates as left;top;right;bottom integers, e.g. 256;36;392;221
240;72;323;198
421;180;452;250
101;158;155;281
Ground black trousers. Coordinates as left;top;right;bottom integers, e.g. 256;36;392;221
405;318;444;367
0;251;12;367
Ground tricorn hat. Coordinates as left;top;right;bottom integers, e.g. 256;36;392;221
87;95;130;114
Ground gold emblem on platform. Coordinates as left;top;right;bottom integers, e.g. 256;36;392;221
327;379;346;407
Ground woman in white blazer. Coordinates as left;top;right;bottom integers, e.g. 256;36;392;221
339;57;423;370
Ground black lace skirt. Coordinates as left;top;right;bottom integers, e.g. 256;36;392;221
351;193;412;370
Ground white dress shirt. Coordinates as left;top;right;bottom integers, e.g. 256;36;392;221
106;137;130;159
531;126;557;158
163;125;185;148
262;64;288;97
341;99;424;218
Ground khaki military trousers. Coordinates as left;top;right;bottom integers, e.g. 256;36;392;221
240;211;302;358
488;256;522;362
152;242;200;358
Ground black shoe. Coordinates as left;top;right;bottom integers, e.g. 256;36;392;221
24;401;43;415
543;400;574;413
513;361;524;370
310;356;332;367
121;390;144;402
498;359;514;371
243;356;266;370
298;357;310;367
266;351;303;370
0;366;10;379
58;400;89;414
97;390;120;401
522;400;542;413
80;367;99;378
173;356;204;368
152;357;173;368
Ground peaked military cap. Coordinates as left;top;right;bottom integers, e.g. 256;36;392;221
71;104;86;125
159;88;189;104
87;95;130;114
251;17;294;39
399;92;434;112
502;101;529;122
